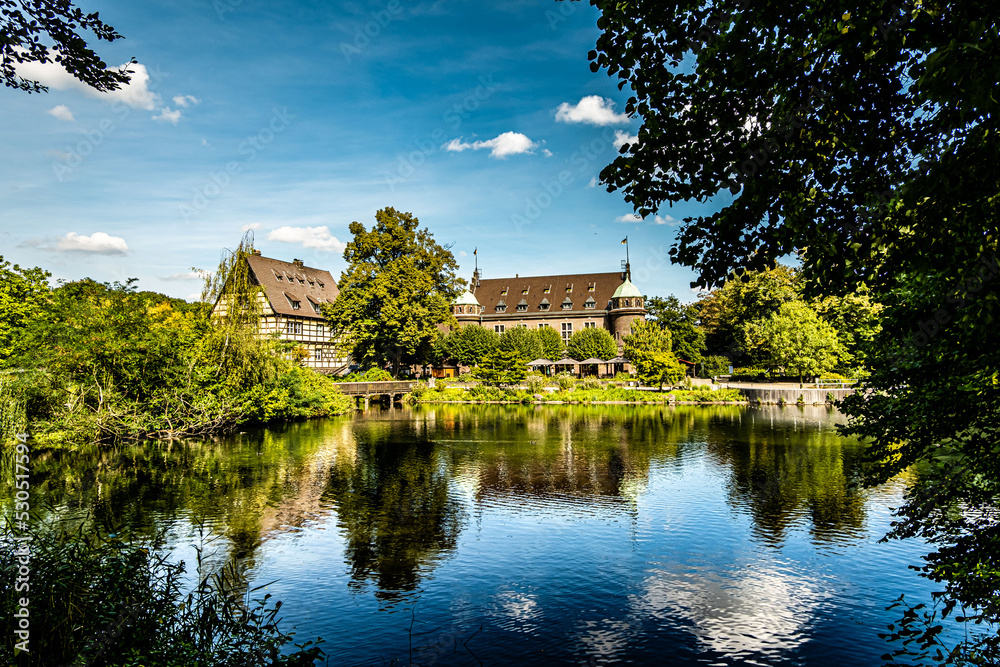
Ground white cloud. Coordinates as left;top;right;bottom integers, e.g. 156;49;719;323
267;226;346;252
459;250;468;257
47;105;75;122
555;95;630;126
240;222;262;232
153;107;182;124
173;95;200;108
615;214;643;223
587;177;599;188
542;148;553;157
613;130;638;150
51;232;129;255
16;55;162;112
443;131;539;158
653;214;679;226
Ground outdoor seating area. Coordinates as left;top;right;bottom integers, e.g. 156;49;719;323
526;357;631;378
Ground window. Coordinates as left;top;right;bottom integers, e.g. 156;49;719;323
317;280;324;288
500;287;508;295
495;324;505;334
275;272;284;281
456;306;464;314
285;321;303;335
584;297;596;310
538;323;550;329
565;284;573;293
585;322;597;329
318;324;324;337
312;300;322;314
539;297;550;311
562;297;573;310
588;283;596;291
313;348;322;362
561;322;573;342
543;285;551;293
496;299;506;313
516;299;528;312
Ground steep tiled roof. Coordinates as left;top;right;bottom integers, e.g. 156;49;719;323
245;254;340;320
473;271;629;315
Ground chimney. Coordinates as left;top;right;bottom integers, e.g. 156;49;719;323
293;259;304;269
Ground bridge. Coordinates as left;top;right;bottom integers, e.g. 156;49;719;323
335;380;416;409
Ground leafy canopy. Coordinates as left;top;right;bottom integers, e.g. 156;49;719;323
566;326;617;361
535;325;565;360
497;326;543;362
325;208;462;377
2;0;134;93
623;318;685;390
645;295;706;364
439;324;499;367
740;301;843;381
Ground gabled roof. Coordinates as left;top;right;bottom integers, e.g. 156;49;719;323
245;254;339;320
472;271;627;315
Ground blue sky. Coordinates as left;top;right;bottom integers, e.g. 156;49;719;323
1;0;712;301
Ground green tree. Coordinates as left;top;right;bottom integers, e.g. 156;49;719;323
645;295;706;364
497;326;543;362
566;326;616;361
440;325;499;367
472;348;527;388
695;266;799;361
325;208;462;377
535;325;565;360
623;318;685;390
2;0;133;93
811;288;883;373
741;301;843;382
587;1;1000;657
0;256;50;363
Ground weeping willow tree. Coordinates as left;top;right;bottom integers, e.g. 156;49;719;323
199;232;286;390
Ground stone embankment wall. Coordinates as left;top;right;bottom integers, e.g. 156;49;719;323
736;387;856;404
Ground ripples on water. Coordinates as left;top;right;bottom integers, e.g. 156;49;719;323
14;404;956;665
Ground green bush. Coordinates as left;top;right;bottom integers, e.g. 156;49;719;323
0;515;322;666
555;372;576;391
337;367;393;383
701;355;731;377
525;375;547;394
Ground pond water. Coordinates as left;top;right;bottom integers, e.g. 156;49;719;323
18;404;951;665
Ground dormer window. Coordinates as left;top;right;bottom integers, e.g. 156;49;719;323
500;287;508;296
311;300;322;314
521;288;529;295
565;284;573;293
584;296;596;309
291;300;300;310
516;298;528;312
496;299;507;313
275;273;284;281
562;297;573;310
588;282;596;291
539;297;550;311
543;285;551;293
317;280;324;288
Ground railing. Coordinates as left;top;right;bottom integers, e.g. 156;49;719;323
336;381;415;396
815;379;858;389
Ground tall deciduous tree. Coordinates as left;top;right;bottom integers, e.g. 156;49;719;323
472;348;527;388
0;256;50;362
623;318;685;390
439;325;499;367
325;208;462;377
2;0;133;93
535;325;565;360
587;0;1000;657
645;295;706;364
741;301;843;382
497;326;543;362
566;326;617;361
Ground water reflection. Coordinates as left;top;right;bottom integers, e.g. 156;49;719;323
3;404;923;665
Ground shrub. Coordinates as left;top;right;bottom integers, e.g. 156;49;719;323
701;355;731;377
0;515;323;666
525;375;547;394
555;372;576;391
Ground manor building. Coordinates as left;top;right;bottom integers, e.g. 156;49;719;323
451;266;647;349
212;252;349;374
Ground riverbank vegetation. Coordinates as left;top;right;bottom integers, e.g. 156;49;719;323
0;512;323;666
411;375;744;405
0;239;352;448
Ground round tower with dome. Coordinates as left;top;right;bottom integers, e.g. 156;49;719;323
608;268;647;345
452;286;482;324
